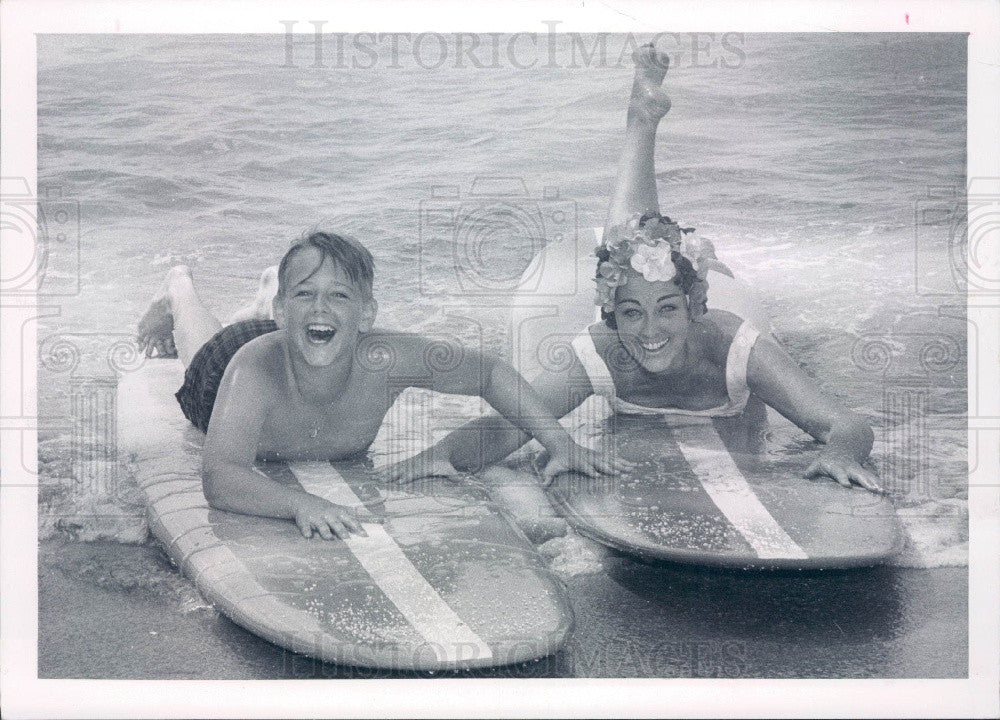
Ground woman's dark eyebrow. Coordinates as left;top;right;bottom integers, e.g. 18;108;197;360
615;299;641;307
656;293;682;303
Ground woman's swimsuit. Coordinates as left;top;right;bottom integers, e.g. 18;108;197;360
570;320;761;417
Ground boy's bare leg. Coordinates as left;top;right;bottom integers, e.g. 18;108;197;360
137;265;222;367
604;42;673;234
227;266;278;325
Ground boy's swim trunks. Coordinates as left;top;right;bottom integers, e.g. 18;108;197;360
175;319;278;432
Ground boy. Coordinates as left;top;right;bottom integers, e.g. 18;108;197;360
137;231;624;540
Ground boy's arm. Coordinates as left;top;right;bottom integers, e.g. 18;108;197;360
389;334;628;478
435;367;589;472
745;334;881;492
201;353;364;539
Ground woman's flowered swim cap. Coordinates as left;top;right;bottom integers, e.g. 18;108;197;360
594;212;731;318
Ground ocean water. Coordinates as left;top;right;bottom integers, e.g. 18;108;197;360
35;33;967;568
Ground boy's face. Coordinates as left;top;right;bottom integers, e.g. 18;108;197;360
272;247;377;367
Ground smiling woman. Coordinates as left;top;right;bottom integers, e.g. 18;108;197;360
402;43;883;497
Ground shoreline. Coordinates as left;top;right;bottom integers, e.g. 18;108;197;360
39;538;967;679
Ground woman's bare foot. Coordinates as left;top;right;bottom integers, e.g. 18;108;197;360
136;265;193;358
227;266;278;325
628;43;672;126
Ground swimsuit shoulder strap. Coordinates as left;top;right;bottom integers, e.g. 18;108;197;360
571;325;616;398
724;320;761;410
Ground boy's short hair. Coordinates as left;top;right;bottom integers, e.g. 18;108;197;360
277;231;375;298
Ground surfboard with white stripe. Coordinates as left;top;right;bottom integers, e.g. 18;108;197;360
121;360;573;670
289;462;492;663
547;411;902;569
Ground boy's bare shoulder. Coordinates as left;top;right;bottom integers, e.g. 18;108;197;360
223;331;286;392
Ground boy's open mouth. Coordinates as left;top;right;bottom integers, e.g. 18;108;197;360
306;323;336;344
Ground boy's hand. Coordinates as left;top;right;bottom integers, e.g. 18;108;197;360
804;451;883;494
383;447;462;485
540;442;635;486
292;494;367;540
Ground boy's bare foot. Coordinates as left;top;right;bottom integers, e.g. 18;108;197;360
481;467;568;544
228;266;278;324
628;42;672;125
137;265;192;358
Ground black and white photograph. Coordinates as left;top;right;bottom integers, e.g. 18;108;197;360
1;1;997;717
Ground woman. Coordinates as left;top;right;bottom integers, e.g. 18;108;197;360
389;43;881;493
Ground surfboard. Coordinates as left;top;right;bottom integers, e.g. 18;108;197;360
546;408;903;569
118;361;573;671
510;227;902;569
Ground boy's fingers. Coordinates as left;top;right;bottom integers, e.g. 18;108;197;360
332;519;353;539
803;460;821;479
315;521;335;540
851;468;882;493
830;467;852;489
296;517;313;538
341;513;365;535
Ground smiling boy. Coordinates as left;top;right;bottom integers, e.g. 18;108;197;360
136;231;622;540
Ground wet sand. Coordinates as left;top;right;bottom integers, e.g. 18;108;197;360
38;539;966;679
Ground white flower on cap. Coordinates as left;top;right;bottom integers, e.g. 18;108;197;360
629;242;677;283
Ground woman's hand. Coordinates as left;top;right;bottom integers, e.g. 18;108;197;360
292;494;367;540
804;451;883;493
383;446;463;485
540;442;635;486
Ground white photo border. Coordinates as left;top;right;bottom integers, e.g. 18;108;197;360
2;0;997;717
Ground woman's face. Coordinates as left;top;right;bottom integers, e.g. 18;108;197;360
612;268;691;373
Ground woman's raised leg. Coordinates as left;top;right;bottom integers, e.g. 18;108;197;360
604;43;673;235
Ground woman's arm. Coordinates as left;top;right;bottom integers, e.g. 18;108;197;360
745;334;881;492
